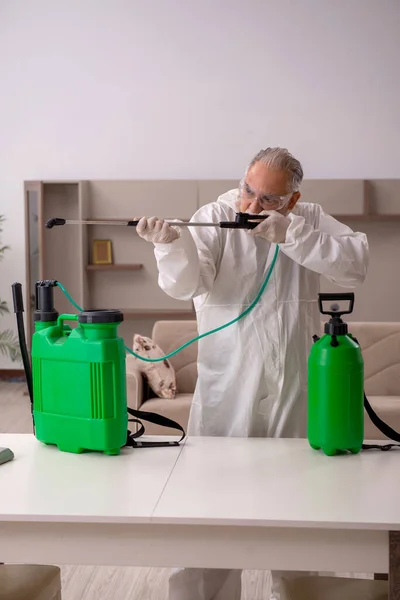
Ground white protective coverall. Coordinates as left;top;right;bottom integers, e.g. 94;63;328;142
152;189;369;600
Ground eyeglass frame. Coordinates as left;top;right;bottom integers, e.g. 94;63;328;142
240;180;294;209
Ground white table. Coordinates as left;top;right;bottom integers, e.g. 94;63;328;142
1;434;399;597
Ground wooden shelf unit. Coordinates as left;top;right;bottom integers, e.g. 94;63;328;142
24;177;400;343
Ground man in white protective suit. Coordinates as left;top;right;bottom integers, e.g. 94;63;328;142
136;147;369;600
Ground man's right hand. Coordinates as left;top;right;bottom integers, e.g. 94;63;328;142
136;216;180;244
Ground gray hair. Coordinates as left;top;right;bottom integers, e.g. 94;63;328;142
245;147;304;193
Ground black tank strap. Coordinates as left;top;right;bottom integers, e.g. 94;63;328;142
126;407;186;448
362;394;400;451
350;336;400;452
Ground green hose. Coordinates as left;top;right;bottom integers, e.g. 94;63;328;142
57;245;279;363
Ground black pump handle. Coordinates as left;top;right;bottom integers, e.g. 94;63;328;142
318;292;355;316
11;283;34;411
12;282;25;314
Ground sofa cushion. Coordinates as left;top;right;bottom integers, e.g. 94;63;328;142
176;363;198;394
364;395;400;440
152;321;198;394
141;394;193;436
131;334;177;399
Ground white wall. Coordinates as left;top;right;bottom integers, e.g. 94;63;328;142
1;0;400;368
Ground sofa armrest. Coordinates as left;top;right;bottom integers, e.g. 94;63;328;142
126;355;144;412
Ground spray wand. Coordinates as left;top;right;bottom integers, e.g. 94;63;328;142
45;212;268;230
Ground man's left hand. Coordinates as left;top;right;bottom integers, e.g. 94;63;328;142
248;210;290;244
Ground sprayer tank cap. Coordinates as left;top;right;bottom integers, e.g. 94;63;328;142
78;310;124;324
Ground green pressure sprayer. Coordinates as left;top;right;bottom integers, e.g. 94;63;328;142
12;212;279;456
12;281;187;454
308;293;400;455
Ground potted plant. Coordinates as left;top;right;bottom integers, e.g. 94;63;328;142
0;214;21;362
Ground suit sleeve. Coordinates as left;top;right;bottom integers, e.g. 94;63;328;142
153;204;223;301
278;204;369;287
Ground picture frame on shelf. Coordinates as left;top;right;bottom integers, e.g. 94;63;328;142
92;239;113;265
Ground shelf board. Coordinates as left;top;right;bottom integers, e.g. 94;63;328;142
116;308;195;319
42;180;81;184
334;214;400;221
86;264;143;271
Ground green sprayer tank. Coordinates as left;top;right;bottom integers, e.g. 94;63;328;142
308;293;364;456
13;280;128;455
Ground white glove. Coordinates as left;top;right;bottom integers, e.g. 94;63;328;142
136;216;180;244
248;210;291;244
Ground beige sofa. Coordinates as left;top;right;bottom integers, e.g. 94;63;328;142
126;320;400;441
126;320;198;436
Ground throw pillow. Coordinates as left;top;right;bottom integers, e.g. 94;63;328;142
132;334;177;399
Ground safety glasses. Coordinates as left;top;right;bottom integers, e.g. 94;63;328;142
241;181;293;210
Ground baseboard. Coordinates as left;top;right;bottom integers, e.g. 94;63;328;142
0;369;26;381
